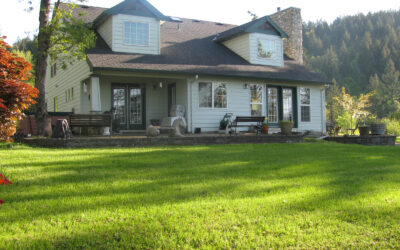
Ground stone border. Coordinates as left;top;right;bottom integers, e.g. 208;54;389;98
22;134;303;148
324;135;396;146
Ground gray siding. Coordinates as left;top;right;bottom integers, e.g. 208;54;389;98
222;34;250;62
98;16;113;49
112;14;160;55
189;78;266;132
249;33;284;66
189;78;325;133
297;85;326;133
222;33;284;67
46;60;91;113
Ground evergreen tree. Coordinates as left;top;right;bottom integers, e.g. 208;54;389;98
303;9;400;118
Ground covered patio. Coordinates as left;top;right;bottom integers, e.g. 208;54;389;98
81;71;189;132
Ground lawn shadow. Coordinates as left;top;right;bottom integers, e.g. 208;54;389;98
1;143;400;226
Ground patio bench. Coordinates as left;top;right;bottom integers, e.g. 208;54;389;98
230;116;265;134
69;114;112;135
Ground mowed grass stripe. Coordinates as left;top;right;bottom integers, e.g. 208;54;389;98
0;142;399;248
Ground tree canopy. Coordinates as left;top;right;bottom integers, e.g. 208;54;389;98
32;0;95;136
304;10;400;120
0;36;38;141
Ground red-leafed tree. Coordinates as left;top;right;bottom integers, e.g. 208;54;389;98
0;173;12;206
0;36;38;141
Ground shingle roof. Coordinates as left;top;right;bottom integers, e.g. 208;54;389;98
213;16;289;43
61;3;106;23
63;3;329;84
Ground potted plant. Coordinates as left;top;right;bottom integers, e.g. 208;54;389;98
358;115;370;136
261;119;269;134
280;120;293;135
358;125;370;136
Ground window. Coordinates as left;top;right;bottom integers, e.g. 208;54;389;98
53;96;58;112
250;84;263;116
124;22;149;46
300;87;311;122
214;83;227;108
199;82;227;108
268;87;278;123
65;88;74;103
50;63;57;78
257;39;275;59
199;82;212;108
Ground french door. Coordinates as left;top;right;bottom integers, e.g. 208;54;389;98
267;86;297;127
112;84;145;130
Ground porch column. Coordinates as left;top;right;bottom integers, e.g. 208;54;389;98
187;80;192;133
90;76;102;112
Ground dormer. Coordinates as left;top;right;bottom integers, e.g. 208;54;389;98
214;16;288;67
93;0;168;55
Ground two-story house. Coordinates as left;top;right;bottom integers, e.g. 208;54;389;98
46;0;329;133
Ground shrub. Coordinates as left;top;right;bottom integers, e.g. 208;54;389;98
0;36;38;141
381;118;400;135
335;112;351;133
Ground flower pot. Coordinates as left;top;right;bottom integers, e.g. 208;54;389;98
280;121;293;135
262;125;269;134
358;126;369;137
370;123;386;135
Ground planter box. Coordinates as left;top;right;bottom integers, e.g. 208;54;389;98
370;123;386;135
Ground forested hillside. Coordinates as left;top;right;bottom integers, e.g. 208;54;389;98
303;10;400;95
303;10;400;131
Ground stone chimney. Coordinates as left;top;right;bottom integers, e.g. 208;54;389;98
270;7;303;64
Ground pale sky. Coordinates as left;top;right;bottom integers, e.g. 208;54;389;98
1;0;400;44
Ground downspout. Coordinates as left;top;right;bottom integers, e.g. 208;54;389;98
187;76;198;133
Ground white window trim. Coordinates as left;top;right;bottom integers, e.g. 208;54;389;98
249;84;264;116
123;21;150;47
267;86;279;123
198;82;228;109
300;87;311;122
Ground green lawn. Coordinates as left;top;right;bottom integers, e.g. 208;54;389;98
1;142;400;249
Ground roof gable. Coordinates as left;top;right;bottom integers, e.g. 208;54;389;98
94;0;168;27
214;16;289;43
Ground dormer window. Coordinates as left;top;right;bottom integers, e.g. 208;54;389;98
124;22;149;46
257;39;274;59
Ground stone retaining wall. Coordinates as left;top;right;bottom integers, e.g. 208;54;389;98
324;135;396;146
22;134;303;148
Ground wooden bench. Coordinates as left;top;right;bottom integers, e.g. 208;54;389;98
230;116;265;134
69;114;112;135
